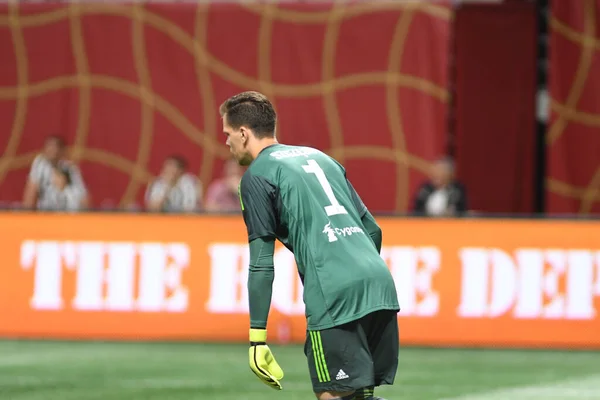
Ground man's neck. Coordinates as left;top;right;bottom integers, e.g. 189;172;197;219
251;138;279;159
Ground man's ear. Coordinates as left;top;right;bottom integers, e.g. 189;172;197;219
240;127;249;143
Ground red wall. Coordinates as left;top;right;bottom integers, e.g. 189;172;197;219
0;3;451;212
546;0;600;214
453;3;537;214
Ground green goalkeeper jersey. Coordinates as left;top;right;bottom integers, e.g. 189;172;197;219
240;144;399;330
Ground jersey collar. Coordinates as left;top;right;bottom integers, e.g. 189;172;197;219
256;143;283;159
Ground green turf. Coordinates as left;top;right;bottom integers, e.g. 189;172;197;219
0;340;598;400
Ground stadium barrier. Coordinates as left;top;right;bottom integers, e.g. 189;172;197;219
1;213;599;349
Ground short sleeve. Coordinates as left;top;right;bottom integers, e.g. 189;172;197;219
67;163;87;193
240;172;277;241
146;179;166;202
179;174;199;211
347;179;368;218
29;155;44;183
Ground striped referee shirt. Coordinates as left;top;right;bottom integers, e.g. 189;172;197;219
145;173;201;212
29;155;87;204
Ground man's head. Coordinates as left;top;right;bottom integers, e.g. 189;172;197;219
161;155;187;183
431;157;455;188
220;91;277;166
44;135;66;162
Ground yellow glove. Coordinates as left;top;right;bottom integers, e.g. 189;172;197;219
248;329;284;390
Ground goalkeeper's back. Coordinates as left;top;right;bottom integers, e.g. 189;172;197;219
240;143;399;330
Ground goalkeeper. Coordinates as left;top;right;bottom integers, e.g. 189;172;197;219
220;91;400;400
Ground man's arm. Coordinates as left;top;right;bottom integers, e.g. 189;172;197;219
248;237;275;329
240;171;285;390
361;211;382;253
23;181;39;209
23;156;44;209
65;162;86;190
240;172;278;326
145;180;170;212
180;175;200;212
413;183;430;214
346;179;382;253
65;163;90;207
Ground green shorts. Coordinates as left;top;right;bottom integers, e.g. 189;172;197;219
304;309;399;393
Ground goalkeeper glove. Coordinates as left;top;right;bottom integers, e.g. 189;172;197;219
248;329;284;390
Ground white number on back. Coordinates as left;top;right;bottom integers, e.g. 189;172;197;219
302;159;348;216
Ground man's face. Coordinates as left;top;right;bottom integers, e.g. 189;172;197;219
431;161;452;187
161;159;181;183
223;115;252;166
44;139;63;162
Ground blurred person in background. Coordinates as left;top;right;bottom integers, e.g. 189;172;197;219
204;158;245;212
145;155;202;213
412;156;468;217
23;135;88;210
123;202;142;212
37;166;86;212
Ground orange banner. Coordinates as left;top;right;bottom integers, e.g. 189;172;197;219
1;213;600;349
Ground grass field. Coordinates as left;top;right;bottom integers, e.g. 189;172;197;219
0;340;599;400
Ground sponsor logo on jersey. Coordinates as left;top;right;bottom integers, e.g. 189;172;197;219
323;223;338;242
322;222;364;243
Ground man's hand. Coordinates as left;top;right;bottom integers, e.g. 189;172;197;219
248;329;284;390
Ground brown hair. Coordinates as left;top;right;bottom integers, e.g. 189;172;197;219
219;91;276;139
46;135;66;148
166;154;188;170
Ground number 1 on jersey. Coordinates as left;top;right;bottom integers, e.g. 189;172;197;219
302;159;348;216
